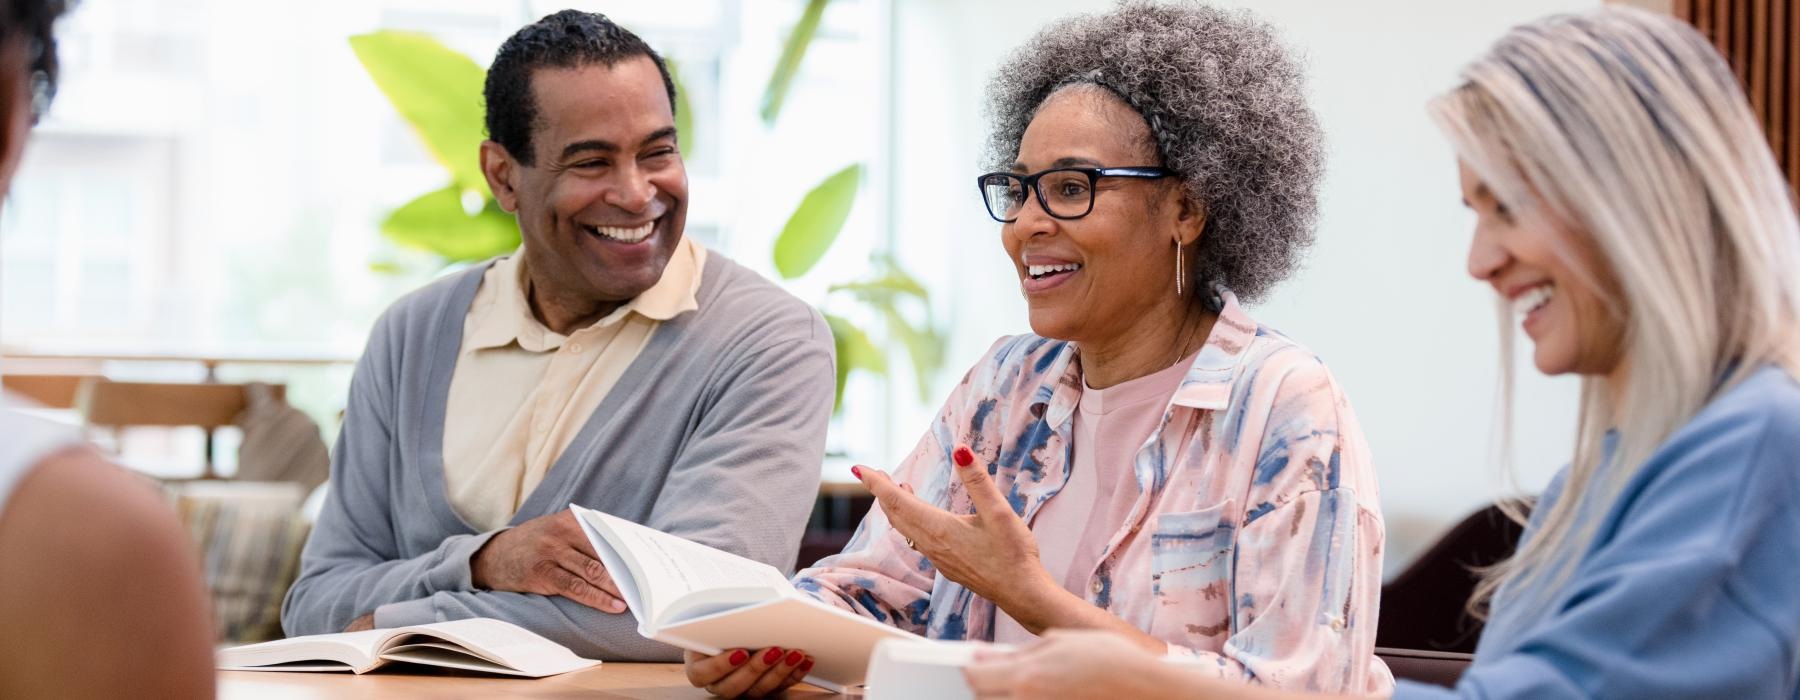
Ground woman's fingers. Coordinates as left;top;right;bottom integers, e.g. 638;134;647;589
854;465;950;542
766;655;814;696
788;654;816;687
950;444;1014;522
683;648;749;688
744;649;810;697
704;646;786;698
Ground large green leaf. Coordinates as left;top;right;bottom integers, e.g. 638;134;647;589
830;263;944;400
823;311;886;412
667;58;696;160
761;0;829;125
351;31;489;194
774;163;863;279
381;185;520;262
828;270;929;303
882;306;945;401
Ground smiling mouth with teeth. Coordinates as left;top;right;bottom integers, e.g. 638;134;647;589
1026;262;1083;280
588;220;655;244
1514;283;1555;317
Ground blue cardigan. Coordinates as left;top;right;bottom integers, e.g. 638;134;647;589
1396;364;1800;699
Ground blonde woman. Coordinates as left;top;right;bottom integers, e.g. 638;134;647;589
964;7;1800;699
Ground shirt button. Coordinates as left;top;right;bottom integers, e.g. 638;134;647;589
1331;617;1346;632
567;342;584;353
1091;578;1104;594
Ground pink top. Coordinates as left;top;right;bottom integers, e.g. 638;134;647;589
995;349;1199;644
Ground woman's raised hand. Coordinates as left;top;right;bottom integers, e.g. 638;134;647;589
853;444;1057;616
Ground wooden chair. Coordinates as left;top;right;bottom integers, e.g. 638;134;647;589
1;372;93;408
77;379;285;478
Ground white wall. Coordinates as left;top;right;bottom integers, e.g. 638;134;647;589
886;0;1599;571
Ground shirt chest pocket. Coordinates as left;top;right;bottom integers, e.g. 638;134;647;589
1148;499;1236;638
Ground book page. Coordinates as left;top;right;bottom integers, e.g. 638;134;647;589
570;505;790;629
380;618;597;678
379;644;532;676
216;629;386;673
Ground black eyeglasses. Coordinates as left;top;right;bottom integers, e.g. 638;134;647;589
976;166;1173;222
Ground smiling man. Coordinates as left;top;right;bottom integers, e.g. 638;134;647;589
282;11;836;660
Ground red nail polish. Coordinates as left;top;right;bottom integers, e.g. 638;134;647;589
799;659;815;674
785;649;804;666
954;446;975;467
763;647;783;665
729;649;749;666
851;465;863;479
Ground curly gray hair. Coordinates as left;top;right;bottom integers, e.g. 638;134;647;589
983;1;1323;303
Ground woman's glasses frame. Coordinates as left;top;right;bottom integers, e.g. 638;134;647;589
976;166;1173;223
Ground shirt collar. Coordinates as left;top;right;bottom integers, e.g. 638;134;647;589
1169;285;1259;410
465;237;706;353
1037;284;1257;427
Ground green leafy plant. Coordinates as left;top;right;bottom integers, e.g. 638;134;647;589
350;2;943;411
771;164;945;408
350;31;518;263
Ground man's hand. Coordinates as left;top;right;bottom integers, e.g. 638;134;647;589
470;510;627;613
344;612;376;632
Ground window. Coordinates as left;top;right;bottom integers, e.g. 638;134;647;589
2;0;898;472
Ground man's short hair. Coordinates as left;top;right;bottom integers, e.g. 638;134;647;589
484;10;677;166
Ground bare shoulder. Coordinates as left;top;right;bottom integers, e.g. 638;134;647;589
0;447;193;571
0;448;215;699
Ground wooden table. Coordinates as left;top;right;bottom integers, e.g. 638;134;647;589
218;664;840;699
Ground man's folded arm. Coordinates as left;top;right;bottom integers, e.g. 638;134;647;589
281;314;502;636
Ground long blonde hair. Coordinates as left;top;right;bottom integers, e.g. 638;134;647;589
1429;7;1800;618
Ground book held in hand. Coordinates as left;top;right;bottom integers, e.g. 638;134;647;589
216;617;598;677
569;503;922;692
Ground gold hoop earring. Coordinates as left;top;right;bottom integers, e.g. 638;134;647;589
1175;242;1184;297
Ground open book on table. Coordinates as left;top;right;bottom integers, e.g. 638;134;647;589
570;504;922;692
216;617;598;677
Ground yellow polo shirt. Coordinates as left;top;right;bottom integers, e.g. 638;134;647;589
441;238;706;531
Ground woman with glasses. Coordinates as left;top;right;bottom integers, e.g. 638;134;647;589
964;7;1800;700
683;3;1389;697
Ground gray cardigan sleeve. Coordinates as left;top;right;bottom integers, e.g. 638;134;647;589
280;311;504;637
286;310;836;661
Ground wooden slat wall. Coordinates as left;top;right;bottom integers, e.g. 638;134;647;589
1670;0;1800;193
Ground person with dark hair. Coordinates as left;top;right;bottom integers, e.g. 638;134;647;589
281;10;836;660
682;2;1389;697
0;1;217;698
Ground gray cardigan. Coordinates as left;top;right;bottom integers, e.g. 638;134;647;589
281;253;835;661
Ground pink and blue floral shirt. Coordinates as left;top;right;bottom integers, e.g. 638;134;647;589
794;288;1393;693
